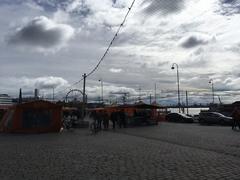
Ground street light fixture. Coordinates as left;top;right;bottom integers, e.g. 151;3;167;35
154;83;157;104
209;79;214;104
171;63;181;113
52;87;55;101
154;83;161;104
98;79;103;103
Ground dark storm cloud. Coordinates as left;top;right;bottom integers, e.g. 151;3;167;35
218;0;240;15
179;34;213;49
7;16;74;50
143;0;185;15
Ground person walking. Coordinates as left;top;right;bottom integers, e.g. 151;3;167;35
110;111;117;130
105;112;109;129
89;110;98;133
97;110;103;130
231;107;240;130
102;111;109;130
119;109;126;128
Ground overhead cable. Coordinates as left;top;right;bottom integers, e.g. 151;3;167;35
54;0;136;97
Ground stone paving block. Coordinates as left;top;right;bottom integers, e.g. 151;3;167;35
0;123;240;179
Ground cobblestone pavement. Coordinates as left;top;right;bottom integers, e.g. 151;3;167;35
0;122;240;180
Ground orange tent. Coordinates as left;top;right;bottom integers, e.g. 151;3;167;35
0;100;62;133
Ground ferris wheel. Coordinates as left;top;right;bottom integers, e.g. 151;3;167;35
65;89;84;103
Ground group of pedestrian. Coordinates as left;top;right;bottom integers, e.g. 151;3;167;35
110;110;127;129
89;109;127;131
231;107;240;130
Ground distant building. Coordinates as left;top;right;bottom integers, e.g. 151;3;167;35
12;89;41;103
0;94;13;105
34;89;39;99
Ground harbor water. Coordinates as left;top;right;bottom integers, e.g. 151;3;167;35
169;108;209;115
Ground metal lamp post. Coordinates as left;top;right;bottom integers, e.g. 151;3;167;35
209;79;214;104
154;83;157;104
99;79;103;103
52;87;55;101
171;63;181;113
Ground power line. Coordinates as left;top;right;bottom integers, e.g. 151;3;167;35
54;1;209;97
53;0;136;97
86;0;136;78
53;0;238;99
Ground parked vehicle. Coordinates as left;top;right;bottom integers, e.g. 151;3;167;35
199;111;232;125
193;115;199;123
166;113;193;123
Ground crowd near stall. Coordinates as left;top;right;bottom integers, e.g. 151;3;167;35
0;98;240;133
88;103;167;129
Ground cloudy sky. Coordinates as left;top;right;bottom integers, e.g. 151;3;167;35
1;0;240;105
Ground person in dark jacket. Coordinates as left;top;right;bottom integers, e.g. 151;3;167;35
110;111;117;129
119;109;126;128
231;107;240;130
102;111;109;130
97;110;103;130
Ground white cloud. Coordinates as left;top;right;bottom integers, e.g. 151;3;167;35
86;83;139;102
109;68;123;73
34;76;69;89
181;48;209;68
0;76;70;98
224;42;240;53
6;16;75;52
53;10;70;23
20;76;69;90
216;77;240;91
